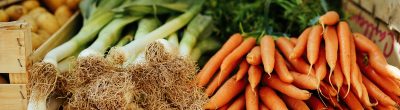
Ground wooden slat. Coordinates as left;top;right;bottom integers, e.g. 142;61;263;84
0;22;31;73
9;73;27;84
0;84;27;110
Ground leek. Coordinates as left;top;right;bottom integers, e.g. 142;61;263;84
179;14;213;56
190;38;220;61
116;31;134;46
130;17;161;63
79;15;142;57
118;1;203;65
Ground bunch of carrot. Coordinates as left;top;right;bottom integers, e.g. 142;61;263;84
196;11;400;110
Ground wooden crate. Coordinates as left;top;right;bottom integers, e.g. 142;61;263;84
0;11;81;110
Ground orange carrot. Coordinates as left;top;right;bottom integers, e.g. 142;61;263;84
260;35;275;75
307;25;323;75
204;75;247;109
339;86;363;110
235;60;250;81
197;34;243;86
281;94;310;110
245;85;259;110
331;61;344;93
221;37;256;75
358;58;400;96
259;103;270;110
227;94;245;110
323;26;339;78
337;21;352;97
353;33;400;80
248;65;262;89
375;104;397;110
359;83;377;107
315;47;327;84
217;104;229;110
259;86;288;110
291;27;312;59
290;37;298;44
275;51;294;83
262;74;311;100
326;95;343;110
246;46;262;65
291;71;319;90
276;37;315;75
320;81;337;97
205;60;240;96
319;11;340;25
382;89;400;105
362;75;397;106
350;34;363;98
306;95;326;110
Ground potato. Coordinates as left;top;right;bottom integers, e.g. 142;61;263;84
18;15;38;32
37;29;51;39
55;5;73;25
0;10;9;22
22;0;40;11
37;12;60;34
29;7;48;19
32;32;46;49
41;0;65;12
66;0;80;11
5;5;28;20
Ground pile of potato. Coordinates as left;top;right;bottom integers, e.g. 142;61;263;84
0;0;80;49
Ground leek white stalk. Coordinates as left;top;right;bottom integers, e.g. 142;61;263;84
131;17;161;63
79;16;142;57
116;2;203;65
116;32;134;46
179;14;212;56
167;33;179;48
190;38;220;61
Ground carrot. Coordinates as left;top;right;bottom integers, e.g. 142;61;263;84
262;74;311;100
205;60;240;96
281;94;310;110
204;75;247;109
323;26;338;79
339;86;363;110
197;33;243;86
260;35;275;75
275;51;294;83
259;86;288;110
291;71;319;90
290;27;312;59
319;11;340;25
246;46;262;65
326;95;344;110
221;37;256;72
362;75;397;106
248;65;262;89
227;94;245;110
276;37;315;75
245;85;259;110
259;103;270;110
290;37;298;44
315;47;327;84
307;25;323;75
360;83;378;107
382;89;400;105
337;21;352;98
217;104;229;110
375;104;397;110
306;95;326;110
235;60;250;81
358;58;400;96
353;33;400;80
350;34;363;98
330;61;344;94
320;81;337;97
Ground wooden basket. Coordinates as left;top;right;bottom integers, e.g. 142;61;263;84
0;12;81;110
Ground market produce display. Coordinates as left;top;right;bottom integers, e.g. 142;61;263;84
0;0;79;49
27;0;216;109
197;11;400;109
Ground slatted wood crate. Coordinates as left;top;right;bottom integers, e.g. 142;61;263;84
0;12;81;110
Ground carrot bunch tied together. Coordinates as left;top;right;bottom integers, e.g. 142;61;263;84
197;11;400;110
